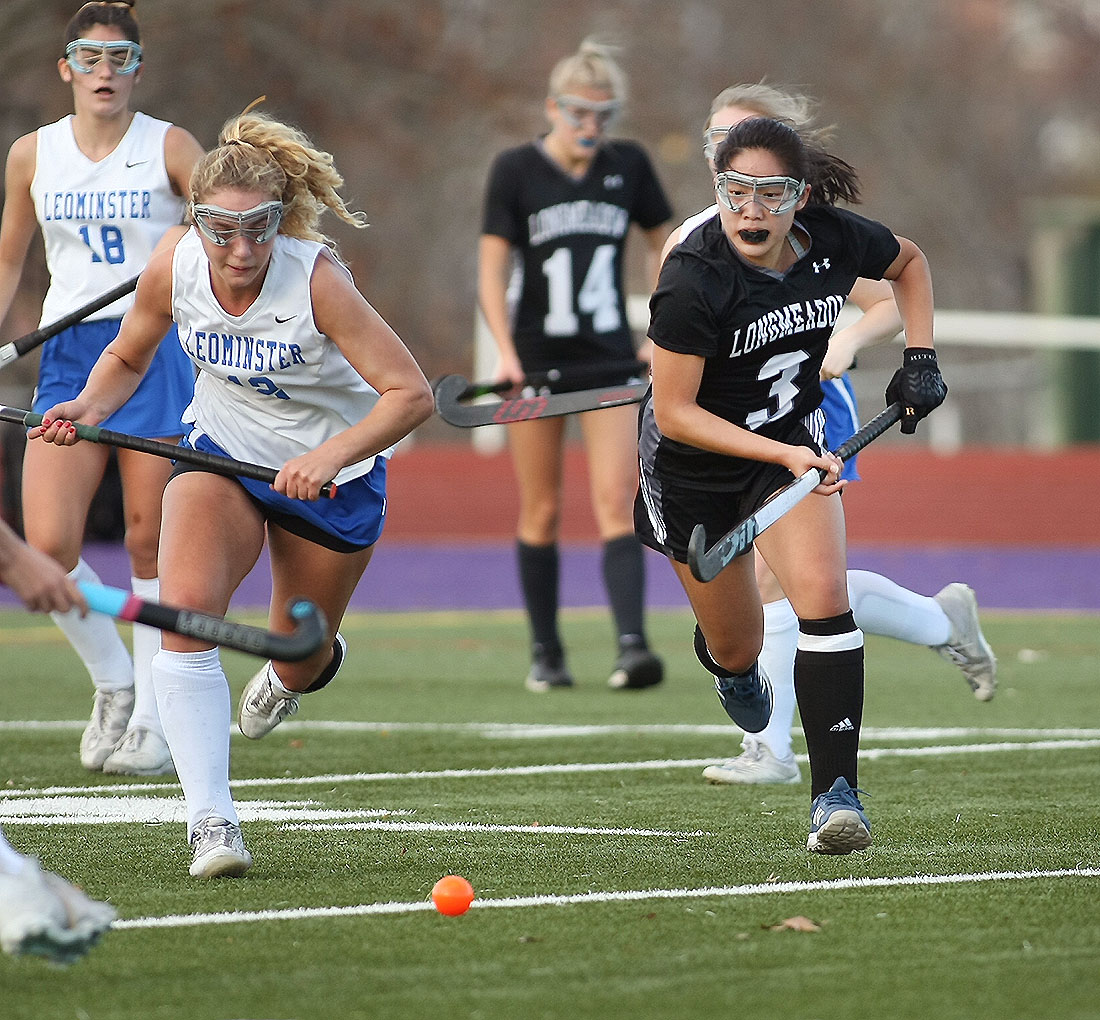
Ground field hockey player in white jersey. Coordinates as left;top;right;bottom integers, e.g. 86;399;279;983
664;84;996;788
0;0;204;777
33;101;434;878
479;39;672;694
637;116;949;854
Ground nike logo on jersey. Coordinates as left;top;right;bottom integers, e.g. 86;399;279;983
274;314;298;323
813;259;831;273
603;174;624;189
829;717;854;732
125;159;150;168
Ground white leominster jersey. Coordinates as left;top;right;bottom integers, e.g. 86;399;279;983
172;230;390;484
31;112;186;326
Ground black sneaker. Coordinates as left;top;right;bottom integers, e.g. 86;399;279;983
608;641;664;690
525;644;574;693
714;664;773;732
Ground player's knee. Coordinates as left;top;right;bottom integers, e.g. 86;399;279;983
693;624;758;676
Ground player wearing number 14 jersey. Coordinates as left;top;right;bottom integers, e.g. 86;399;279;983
479;39;672;694
0;1;202;777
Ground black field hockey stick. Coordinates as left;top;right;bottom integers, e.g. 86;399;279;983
78;583;327;660
443;360;647;402
0;275;140;369
687;402;904;583
434;372;648;428
0;406;337;499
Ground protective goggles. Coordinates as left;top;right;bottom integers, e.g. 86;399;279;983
64;39;143;76
714;170;807;215
555;95;622;132
191;200;284;246
702;125;732;162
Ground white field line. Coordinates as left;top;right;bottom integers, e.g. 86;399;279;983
281;820;708;836
4;719;1100;740
5;737;1100;799
112;868;1100;930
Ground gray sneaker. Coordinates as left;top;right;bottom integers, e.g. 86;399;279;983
702;740;801;785
188;817;252;879
102;727;174;776
79;688;134;770
237;664;299;739
932;583;997;702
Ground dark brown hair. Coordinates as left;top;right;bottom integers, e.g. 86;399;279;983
64;1;140;47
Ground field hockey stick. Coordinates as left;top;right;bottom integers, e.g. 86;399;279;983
434;372;649;428
0;275;140;369
0;406;337;499
78;583;327;660
446;360;648;401
687;402;904;582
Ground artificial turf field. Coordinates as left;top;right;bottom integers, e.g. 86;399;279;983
1;606;1098;1020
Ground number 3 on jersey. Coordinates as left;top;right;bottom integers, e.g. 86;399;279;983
542;244;621;336
745;350;810;429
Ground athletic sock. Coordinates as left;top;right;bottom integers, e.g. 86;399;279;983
794;611;864;799
127;575;164;735
152;647;238;837
847;569;951;646
518;541;561;652
51;558;132;692
601;534;647;647
0;828;27;875
753;599;799;760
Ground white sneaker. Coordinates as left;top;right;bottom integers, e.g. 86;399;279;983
237;664;300;739
102;727;174;776
702;741;801;785
79;688;134;770
188;817;252;879
932;583;997;702
0;857;115;963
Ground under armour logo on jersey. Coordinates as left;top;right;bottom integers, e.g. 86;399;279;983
813;259;831;274
829;717;854;732
603;174;624;189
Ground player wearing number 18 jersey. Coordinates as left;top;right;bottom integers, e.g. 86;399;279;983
479;39;672;693
0;1;203;778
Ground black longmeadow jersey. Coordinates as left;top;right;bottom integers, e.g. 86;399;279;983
643;204;901;490
482;139;672;372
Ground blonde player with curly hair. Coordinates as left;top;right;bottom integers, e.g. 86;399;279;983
34;102;434;878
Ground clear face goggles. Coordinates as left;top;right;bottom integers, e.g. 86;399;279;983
65;39;143;76
555;95;622;132
703;125;733;162
191;200;284;246
714;170;807;215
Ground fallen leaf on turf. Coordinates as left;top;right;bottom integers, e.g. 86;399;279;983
767;915;821;933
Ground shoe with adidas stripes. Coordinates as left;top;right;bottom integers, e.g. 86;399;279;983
807;776;871;854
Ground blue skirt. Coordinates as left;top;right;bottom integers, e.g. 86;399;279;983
820;375;861;482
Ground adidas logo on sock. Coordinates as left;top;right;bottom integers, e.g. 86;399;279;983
829;717;854;732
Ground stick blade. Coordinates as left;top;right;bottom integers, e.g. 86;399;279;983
433;375;477;425
687;524;715;583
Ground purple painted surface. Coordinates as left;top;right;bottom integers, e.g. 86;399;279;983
2;541;1097;612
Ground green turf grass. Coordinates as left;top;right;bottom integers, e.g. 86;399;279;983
1;608;1098;1019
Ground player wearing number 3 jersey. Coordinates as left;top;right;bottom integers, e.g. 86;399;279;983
0;1;203;778
479;39;672;693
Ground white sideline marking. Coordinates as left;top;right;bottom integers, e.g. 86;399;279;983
112;868;1100;930
5;738;1100;799
283;820;707;837
5;720;1100;740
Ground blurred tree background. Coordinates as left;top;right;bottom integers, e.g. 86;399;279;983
2;0;1100;445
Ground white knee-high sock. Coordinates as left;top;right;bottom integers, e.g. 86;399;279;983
152;648;237;838
752;598;799;760
847;570;951;646
127;576;164;735
0;826;28;874
51;559;132;692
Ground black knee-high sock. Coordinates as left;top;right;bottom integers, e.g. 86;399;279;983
794;611;864;799
518;541;560;651
602;534;646;647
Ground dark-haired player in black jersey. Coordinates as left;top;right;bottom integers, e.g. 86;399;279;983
635;116;947;854
479;39;672;693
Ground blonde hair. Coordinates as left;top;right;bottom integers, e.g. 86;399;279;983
189;99;367;246
708;82;835;146
548;38;627;102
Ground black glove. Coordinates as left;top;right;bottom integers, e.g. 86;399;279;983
885;348;947;435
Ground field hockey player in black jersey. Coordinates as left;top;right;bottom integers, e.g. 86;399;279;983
478;39;672;693
635;116;947;853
